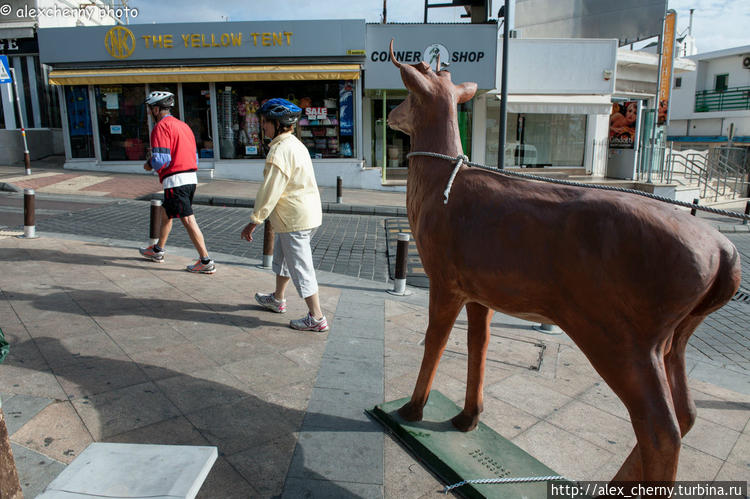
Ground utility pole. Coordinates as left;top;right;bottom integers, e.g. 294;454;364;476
497;0;511;169
382;0;387;23
9;68;31;175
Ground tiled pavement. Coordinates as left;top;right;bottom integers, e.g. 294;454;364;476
0;162;748;497
0;235;748;498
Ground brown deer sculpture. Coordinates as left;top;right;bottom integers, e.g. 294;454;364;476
386;40;741;484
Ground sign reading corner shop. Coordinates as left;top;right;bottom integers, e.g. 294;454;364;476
365;24;497;90
38;20;365;64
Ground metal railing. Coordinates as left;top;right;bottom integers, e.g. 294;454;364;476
667;146;749;202
695;86;750;112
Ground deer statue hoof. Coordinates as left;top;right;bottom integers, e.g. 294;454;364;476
397;401;424;422
451;411;480;432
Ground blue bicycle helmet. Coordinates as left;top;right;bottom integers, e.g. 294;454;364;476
259;98;302;126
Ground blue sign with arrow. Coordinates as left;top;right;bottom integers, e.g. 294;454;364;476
0;55;11;84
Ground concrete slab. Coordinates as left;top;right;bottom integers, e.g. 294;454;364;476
37;442;217;499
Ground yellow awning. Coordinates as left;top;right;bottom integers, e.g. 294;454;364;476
48;64;361;85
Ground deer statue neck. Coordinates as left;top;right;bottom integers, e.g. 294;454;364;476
410;112;464;159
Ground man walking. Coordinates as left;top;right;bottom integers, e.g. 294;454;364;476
139;91;216;274
240;98;328;332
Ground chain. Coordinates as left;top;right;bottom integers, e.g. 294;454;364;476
443;475;567;494
407;151;750;222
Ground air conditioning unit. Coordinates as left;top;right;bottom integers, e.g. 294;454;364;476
743;55;750;69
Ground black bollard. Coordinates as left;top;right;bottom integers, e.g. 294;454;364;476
690;198;699;216
149;199;162;246
336;176;343;204
260;221;274;269
387;233;411;296
22;188;38;238
744;200;750;226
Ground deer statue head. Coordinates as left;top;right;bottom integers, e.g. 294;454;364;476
387;39;477;137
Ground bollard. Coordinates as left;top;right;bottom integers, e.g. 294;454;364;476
336;176;343;204
149;199;162;246
20;188;38;239
258;221;274;269
533;323;563;335
690;198;699;216
387;233;412;296
743;200;749;226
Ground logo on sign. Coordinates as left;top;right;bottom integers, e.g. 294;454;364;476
423;43;449;69
105;26;135;59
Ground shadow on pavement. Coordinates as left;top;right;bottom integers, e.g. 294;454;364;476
6;337;380;497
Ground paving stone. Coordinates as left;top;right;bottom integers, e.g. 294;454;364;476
12;443;66;499
287;429;383;485
283;477;383;499
1;393;54;435
10;401;93;464
70;382;181;439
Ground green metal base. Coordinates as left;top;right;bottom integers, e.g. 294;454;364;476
369;391;561;498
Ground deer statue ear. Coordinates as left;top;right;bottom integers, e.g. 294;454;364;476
456;82;478;104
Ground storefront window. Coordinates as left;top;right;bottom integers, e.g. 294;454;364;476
485;100;586;167
95;84;148;161
64;86;94;158
182;83;213;159
217;80;355;160
372;97;410;168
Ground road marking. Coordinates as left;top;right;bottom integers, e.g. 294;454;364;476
0;172;61;183
40;175;112;193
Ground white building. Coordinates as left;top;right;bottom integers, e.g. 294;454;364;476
667;45;750;151
0;0;121;163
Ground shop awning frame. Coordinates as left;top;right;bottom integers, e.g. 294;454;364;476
48;64;361;85
495;94;613;115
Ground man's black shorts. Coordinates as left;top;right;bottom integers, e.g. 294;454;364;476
163;184;196;219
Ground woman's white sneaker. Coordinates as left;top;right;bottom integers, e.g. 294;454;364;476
289;313;329;332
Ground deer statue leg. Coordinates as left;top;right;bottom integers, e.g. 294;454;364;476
607;345;681;483
665;315;703;437
610;317;703;483
398;287;464;422
452;302;492;432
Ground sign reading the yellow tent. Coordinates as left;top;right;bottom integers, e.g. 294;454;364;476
106;27;294;58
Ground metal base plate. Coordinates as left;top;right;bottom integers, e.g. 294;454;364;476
368;390;561;498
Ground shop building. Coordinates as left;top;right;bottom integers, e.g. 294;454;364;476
38;20;377;188
363;23;497;182
0;0;120;164
365;26;619;181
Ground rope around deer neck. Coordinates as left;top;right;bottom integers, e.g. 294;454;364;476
406;151;750;221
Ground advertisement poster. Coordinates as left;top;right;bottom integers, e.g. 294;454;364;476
657;10;677;125
609;101;638;149
339;81;353;137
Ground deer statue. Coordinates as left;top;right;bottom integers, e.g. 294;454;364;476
386;40;741;484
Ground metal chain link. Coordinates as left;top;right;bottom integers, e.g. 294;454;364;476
443;475;567;494
407;151;750;222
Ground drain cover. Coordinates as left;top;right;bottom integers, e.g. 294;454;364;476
733;289;750;303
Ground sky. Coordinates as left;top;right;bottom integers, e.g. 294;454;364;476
127;0;749;55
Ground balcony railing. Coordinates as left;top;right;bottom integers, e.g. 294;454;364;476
695;86;750;112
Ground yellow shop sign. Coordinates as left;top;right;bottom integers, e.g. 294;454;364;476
105;28;294;58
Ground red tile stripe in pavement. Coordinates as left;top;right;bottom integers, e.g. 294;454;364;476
80;176;162;199
12;173;83;190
